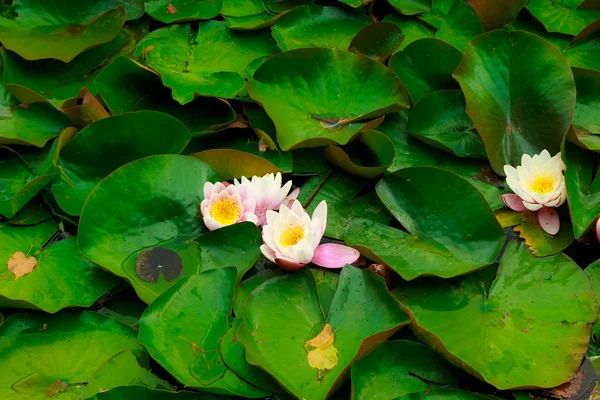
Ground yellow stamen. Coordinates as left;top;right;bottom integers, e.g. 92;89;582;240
529;175;555;194
279;225;305;247
210;198;240;225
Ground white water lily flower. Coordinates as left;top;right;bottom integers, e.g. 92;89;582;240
502;150;566;235
260;200;359;271
234;173;294;225
200;182;258;231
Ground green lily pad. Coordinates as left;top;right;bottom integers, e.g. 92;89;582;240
145;0;222;23
220;0;276;30
136;22;277;103
378;112;506;210
388;38;463;105
383;13;434;52
495;209;575;257
139;268;271;397
565;34;600;71
78;155;220;302
585;260;600;356
96;288;148;328
324;130;396;179
351;340;471;399
91;387;219;399
348;22;404;63
85;350;174;398
271;5;371;51
434;0;484;53
0;1;132;62
418;0;454;29
0;310;146;399
453;30;576;174
563;141;600;238
233;270;282;317
187;130;292;180
238;266;409;400
394;389;498;399
526;0;600;36
248;48;409;150
8;196;54;226
297;171;392;239
388;0;432;15
393;241;598;390
52;111;190;216
568;124;600;151
573;67;600;134
467;0;527;29
345;167;505;280
0;222;119;313
1;29;134;107
0;128;75;218
407;90;486;159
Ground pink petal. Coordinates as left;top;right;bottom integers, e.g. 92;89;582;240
275;257;305;271
311;243;360;269
538;207;560;236
501;194;526;212
596;218;600;244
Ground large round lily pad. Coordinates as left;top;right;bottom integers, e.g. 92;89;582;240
345;167;505;280
78;155;220;302
0;222;119;313
0;1;138;62
139;268;271;397
52;111;190;216
145;0;222;23
271;5;371;51
136;22;277;103
407;90;485;159
248;48;410;150
237;266;409;400
388;38;463;105
393;241;598;390
453;30;576;174
0;310;146;399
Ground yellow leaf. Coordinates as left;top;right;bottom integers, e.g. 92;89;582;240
305;323;338;372
8;252;37;279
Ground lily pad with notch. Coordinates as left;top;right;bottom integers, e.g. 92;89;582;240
136;247;183;284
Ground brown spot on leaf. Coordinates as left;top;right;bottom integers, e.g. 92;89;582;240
167;3;177;14
46;380;68;398
136;247;183;284
8;252;37;279
141;45;155;61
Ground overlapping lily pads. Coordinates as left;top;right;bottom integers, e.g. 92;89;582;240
453;30;576;174
393;241;598;389
345;167;505;280
237;266;409;400
248;47;410;150
526;0;600;36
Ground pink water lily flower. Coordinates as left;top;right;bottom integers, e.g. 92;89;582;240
260;200;360;271
502;150;566;235
200;182;258;231
234;173;295;225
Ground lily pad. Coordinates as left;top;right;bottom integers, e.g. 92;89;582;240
91;387;219;399
220;0;277;30
383;13;434;51
78;155;220;302
434;0;484;53
351;340;471;399
187;130;292;180
1;29;134;107
139;268;271;397
145;0;222;23
467;0;527;29
271;5;371;51
388;0;432;15
345;167;505;280
324;130;396;179
388;38;463;105
563;141;600;238
248;47;410;150
526;0;600;36
0;1;132;62
378;112;506;210
393;241;598;390
394;389;498;399
237;266;409;400
407;90;485;159
52;111;190;216
61;88;110;129
0;310;146;399
136;22;277;102
453;30;576;174
348;22;404;63
0;222;119;313
585;260;600;356
572;67;600;134
8;196;53;226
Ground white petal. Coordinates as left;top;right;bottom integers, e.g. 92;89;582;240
260;244;277;263
521;154;532;171
523;201;543;211
504;165;519;182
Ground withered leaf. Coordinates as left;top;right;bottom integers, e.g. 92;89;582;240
8;252;37;279
135;247;183;284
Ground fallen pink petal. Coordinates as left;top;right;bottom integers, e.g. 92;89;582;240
311;243;360;269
